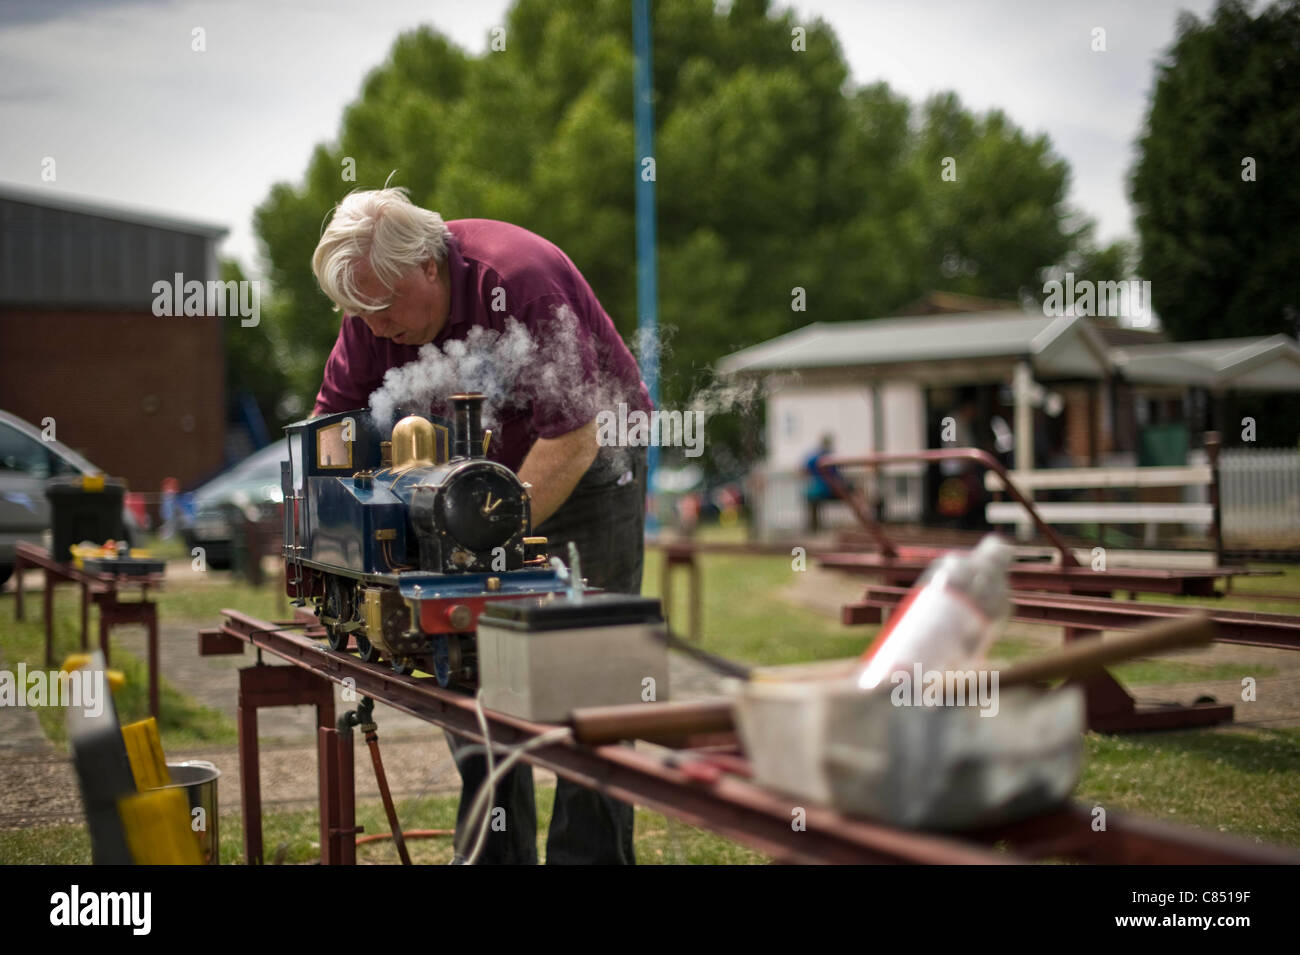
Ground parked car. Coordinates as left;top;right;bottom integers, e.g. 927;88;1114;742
182;439;289;568
0;410;140;588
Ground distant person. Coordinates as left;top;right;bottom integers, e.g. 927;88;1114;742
804;435;841;534
159;477;180;539
937;389;988;530
675;490;701;535
716;484;743;527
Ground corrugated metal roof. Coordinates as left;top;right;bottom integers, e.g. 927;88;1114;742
1112;335;1300;389
0;184;228;309
717;311;1094;374
0;183;227;238
717;311;1299;391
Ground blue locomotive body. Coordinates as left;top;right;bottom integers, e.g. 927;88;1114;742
279;394;568;684
306;467;415;574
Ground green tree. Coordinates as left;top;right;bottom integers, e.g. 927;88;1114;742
1131;0;1300;341
254;0;1100;473
911;92;1081;301
220;258;292;433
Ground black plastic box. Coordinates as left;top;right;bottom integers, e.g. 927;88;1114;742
45;475;126;563
80;557;166;577
477;593;664;631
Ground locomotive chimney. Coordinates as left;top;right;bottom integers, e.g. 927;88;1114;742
450;393;486;460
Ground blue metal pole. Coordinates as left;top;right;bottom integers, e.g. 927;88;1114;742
633;0;660;530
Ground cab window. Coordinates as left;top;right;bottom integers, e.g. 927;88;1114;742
316;422;353;469
289;432;305;491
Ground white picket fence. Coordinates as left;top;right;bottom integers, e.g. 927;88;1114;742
747;448;1300;547
1220;447;1300;544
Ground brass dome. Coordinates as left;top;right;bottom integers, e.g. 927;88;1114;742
390;415;437;471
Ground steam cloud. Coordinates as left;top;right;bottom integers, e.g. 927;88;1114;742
367;307;779;470
686;373;769;419
368;305;625;431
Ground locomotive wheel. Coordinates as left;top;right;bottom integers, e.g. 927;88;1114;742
354;631;379;663
322;577;352;652
432;637;452;687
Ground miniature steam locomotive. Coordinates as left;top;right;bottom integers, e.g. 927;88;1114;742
280;393;570;686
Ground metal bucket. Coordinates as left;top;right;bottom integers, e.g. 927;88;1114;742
820;685;1084;830
731;677;1085;831
158;760;220;864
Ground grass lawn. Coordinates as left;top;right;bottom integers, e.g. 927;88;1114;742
644;546;870;666
642;524;1300;849
0;532;293;749
643;528;1279;685
0;788;767;865
1079;727;1300;846
0;589;238;751
1141;563;1300;615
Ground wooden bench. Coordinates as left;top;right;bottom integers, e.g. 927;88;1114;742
982;436;1223;560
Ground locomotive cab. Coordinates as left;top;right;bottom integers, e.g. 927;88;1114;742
281;407;401;591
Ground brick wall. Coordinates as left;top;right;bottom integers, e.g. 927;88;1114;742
0;308;225;492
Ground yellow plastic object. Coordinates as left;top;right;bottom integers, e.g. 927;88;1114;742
68;542;154;569
118;788;203;865
122;718;172;792
60;654;126;693
82;473;105;492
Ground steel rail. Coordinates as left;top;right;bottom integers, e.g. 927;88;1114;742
216;608;1300;865
217;609;1008;864
819;550;1245;597
845;586;1300;650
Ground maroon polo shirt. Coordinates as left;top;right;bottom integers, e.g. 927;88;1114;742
314;219;653;472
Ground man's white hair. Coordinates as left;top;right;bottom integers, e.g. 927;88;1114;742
312;187;449;314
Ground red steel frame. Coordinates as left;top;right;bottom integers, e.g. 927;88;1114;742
814;448;1290;732
819;550;1244;598
846;586;1300;651
202;608;1299;865
818;447;1084;565
12;541;163;718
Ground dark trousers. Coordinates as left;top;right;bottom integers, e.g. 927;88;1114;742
446;446;646;864
807;495;834;534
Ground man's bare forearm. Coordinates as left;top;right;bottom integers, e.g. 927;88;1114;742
517;419;599;527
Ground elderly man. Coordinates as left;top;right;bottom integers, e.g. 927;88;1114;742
311;187;652;864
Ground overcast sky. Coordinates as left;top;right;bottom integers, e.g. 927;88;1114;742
0;0;1217;278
